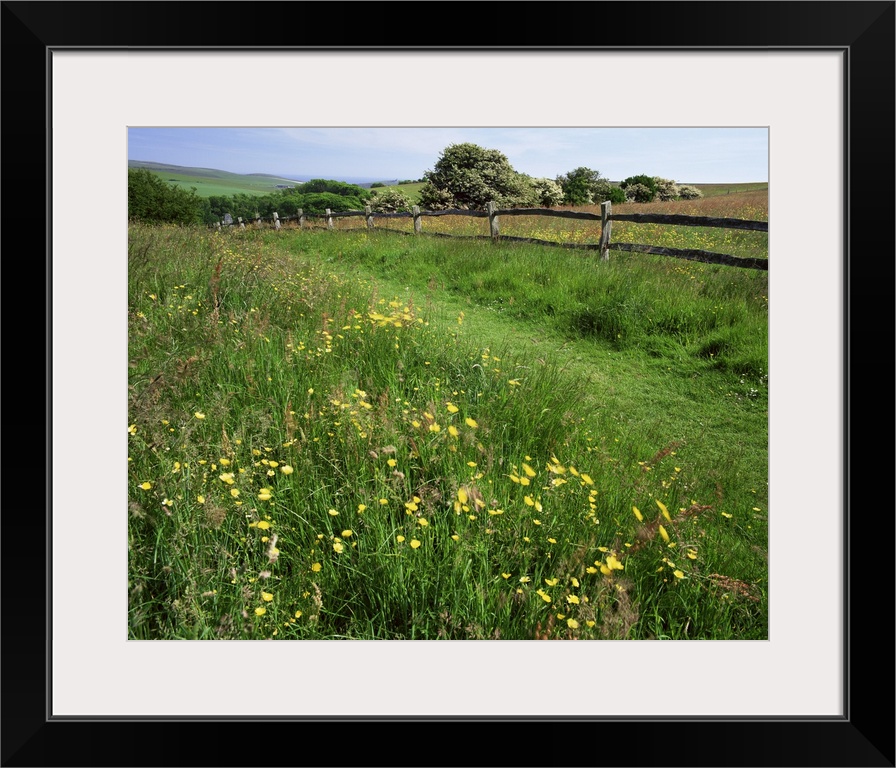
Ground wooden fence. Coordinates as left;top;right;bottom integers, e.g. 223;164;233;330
213;200;768;271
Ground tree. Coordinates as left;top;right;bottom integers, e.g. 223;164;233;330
418;143;536;210
555;167;613;206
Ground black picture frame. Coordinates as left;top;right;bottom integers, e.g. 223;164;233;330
6;2;893;766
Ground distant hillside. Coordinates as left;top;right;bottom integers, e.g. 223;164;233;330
128;160;307;198
127;161;412;198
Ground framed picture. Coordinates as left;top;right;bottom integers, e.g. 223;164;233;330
10;1;893;765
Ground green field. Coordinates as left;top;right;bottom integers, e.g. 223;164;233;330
371;181;425;203
128;160;305;197
128;191;768;640
687;182;769;198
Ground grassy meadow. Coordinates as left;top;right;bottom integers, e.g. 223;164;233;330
128;192;768;640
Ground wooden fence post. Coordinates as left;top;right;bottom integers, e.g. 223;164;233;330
255;211;262;228
297;208;304;228
599;201;612;261
487;201;499;240
365;205;374;230
238;216;246;231
326;208;334;230
273;212;281;230
412;205;422;234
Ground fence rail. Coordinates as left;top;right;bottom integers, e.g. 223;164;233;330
213;201;768;270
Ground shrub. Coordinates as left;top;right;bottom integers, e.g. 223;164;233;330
556;167;612;206
128;169;205;225
299;192;366;215
607;187;627;204
678;185;704;200
620;174;658;202
624;183;654;203
529;177;565;207
370;188;413;213
653;177;681;202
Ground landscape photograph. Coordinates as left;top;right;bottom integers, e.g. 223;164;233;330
127;126;770;641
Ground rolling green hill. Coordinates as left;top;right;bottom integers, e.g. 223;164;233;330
128;160;306;198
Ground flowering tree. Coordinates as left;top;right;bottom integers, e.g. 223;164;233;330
418;143;536;210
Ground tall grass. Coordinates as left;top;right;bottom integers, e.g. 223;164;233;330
128;197;767;640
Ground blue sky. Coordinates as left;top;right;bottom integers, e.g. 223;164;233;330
128;127;768;184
